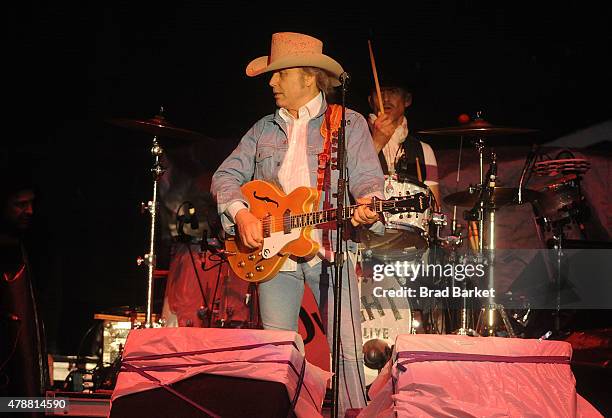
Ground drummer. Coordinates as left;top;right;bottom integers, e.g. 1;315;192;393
367;83;441;206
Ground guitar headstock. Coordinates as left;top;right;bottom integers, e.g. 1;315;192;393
384;193;430;214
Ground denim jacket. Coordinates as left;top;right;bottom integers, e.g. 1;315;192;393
211;97;385;246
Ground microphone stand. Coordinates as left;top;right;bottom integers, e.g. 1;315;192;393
331;72;349;418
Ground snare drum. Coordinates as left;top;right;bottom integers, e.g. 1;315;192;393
361;175;432;256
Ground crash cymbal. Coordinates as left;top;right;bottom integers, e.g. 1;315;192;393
444;187;540;207
418;119;538;136
108;114;210;143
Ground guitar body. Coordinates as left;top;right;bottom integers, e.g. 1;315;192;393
225;180;320;283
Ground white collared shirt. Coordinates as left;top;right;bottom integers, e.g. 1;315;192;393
277;92;323;192
368;113;439;187
278;93;324;270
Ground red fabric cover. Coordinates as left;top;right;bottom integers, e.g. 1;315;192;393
359;334;603;418
110;328;331;418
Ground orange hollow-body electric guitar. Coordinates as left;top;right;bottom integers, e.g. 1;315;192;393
225;180;429;283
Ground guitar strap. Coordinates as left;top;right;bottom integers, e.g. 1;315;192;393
318;103;342;261
316;103;342;331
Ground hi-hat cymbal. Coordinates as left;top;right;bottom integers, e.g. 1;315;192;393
108;114;211;143
418;119;538;136
444;187;540;207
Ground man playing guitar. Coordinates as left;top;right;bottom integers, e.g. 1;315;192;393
211;32;386;414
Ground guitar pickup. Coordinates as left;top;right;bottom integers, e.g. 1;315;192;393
263;213;271;237
283;209;291;234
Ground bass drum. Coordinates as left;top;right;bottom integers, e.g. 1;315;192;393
360;176;432;261
359;271;412;386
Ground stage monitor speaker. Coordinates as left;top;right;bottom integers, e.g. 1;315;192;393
360;334;603;418
110;372;295;418
108;328;327;418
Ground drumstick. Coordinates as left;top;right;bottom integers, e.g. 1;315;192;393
368;40;384;115
415;156;423;182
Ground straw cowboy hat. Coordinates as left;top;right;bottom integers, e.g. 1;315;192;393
246;32;344;87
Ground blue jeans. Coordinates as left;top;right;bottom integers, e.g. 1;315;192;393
258;253;367;414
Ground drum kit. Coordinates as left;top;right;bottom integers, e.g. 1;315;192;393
359;111;598;374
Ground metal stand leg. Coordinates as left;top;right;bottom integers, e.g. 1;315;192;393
137;136;165;329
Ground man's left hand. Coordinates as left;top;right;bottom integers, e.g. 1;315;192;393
351;197;380;226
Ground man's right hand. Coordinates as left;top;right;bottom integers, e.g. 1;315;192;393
235;208;263;249
369;113;396;152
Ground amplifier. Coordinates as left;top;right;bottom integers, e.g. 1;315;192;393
45;390;111;417
51;355;99;387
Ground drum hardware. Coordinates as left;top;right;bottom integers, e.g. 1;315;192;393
363;339;392;372
531;153;591;233
423;111;538;337
107;112;212;144
416;117;539;137
467;151;515;337
529;153;593;336
445;186;540;208
107;108;214;328
360;176;432;258
107;109;213;328
533;158;591;177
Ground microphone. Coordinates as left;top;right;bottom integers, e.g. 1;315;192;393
339;72;350;85
518;143;539;204
200;229;228;261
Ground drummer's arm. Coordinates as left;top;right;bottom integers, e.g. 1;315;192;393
368;113;395;152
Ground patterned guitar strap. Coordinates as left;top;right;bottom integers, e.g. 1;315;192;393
316;103;342;331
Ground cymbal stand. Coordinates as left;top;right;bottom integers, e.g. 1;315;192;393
137;131;165;329
446;135;475;335
550;225;566;334
473;151;515;337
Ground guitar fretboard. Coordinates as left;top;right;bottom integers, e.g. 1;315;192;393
288;199;416;229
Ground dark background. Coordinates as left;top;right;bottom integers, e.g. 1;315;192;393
4;2;611;354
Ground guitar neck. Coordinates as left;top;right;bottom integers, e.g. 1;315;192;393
289;198;413;229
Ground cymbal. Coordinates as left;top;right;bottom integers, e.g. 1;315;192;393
108;114;210;143
417;119;538;136
444;187;540;207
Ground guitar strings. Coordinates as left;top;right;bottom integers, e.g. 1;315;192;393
257;200;411;232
